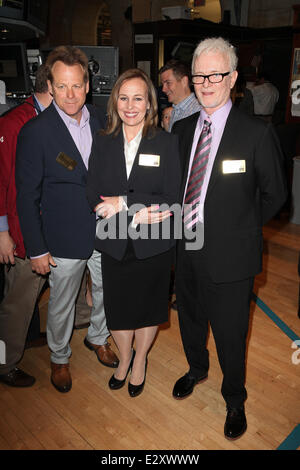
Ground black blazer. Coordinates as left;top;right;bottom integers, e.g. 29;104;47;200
15;102;106;259
172;106;287;283
87;128;181;260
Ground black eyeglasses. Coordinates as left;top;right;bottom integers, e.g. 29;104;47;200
191;72;231;85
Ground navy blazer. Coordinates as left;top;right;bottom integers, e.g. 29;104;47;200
15;102;106;259
87;127;181;260
172;106;287;283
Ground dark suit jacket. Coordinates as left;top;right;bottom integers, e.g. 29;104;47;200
15;102;106;259
172;105;287;283
86;128;181;260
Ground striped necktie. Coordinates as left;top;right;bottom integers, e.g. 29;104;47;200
183;117;212;230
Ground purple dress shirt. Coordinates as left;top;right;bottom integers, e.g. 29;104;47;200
183;99;232;222
31;102;92;258
53;101;92;169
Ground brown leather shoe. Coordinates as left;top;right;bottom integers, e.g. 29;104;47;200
0;367;35;387
84;338;119;368
50;362;72;393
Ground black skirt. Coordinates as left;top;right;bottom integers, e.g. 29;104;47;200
101;240;173;330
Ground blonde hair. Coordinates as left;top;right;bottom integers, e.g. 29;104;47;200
192;37;238;74
105;68;158;137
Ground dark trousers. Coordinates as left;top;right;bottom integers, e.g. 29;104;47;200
0;258;45;374
26;302;41;342
176;239;254;409
0;263;42;344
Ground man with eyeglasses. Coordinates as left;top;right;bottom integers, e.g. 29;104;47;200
172;37;286;440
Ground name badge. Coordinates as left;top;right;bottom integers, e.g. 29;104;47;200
56;152;77;171
138;154;160;167
222;160;246;174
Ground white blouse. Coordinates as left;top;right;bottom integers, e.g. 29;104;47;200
122;125;143;179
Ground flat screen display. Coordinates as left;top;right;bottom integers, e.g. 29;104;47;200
0;43;31;94
171;42;196;65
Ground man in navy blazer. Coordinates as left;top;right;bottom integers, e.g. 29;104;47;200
16;46;118;393
171;38;287;439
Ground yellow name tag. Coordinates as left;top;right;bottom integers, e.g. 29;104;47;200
138;154;160;167
222;160;246;174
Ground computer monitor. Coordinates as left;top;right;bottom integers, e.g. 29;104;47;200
171;42;196;65
0;43;31;94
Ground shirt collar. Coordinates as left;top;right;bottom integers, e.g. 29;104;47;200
122;124;143;146
53;100;89;128
200;99;232;129
33;94;45;113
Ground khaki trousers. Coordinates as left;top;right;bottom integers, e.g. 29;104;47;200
0;257;45;374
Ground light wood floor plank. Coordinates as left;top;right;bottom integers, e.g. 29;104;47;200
0;215;299;450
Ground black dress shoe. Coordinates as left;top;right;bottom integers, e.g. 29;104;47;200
0;367;36;387
172;372;208;399
224;406;247;440
128;358;148;398
109;350;135;390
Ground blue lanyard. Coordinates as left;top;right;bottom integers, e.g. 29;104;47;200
33;95;42;114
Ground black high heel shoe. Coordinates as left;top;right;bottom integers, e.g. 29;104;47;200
108;350;135;390
128;357;148;398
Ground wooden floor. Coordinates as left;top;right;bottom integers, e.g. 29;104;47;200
0;215;299;451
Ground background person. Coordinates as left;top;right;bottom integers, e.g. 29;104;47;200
159;59;201;131
0;65;52;388
231;71;254;116
250;71;279;121
161;106;173;131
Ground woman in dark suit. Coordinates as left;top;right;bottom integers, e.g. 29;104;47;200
87;69;181;397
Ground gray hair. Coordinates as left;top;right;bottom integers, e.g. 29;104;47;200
192;37;238;73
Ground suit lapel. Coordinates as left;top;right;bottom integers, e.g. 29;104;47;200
48;104;87;172
177;113;200;200
110;131;128;183
127;134;148;185
89;109;101;136
205;106;238;200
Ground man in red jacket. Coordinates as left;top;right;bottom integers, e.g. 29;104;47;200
0;65;52;387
